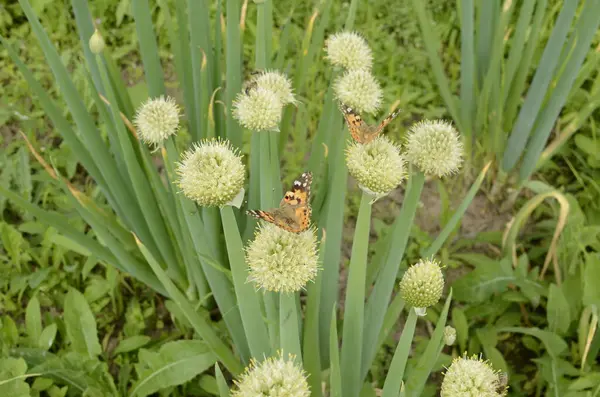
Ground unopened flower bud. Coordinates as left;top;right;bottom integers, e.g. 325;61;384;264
89;29;105;54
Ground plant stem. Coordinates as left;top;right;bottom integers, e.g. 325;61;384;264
221;206;270;360
280;292;302;360
340;192;372;397
361;171;425;380
381;309;418;397
264;291;280;350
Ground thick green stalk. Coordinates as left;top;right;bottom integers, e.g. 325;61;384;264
404;291;453;396
329;308;342;397
280;293;302;360
188;0;212;141
255;1;269;69
131;0;166;97
256;134;279;349
243;133;261;241
459;0;475;139
381;309;418;397
264;292;280;350
374;293;405;358
361;172;425;380
173;0;196;137
225;0;243;149
474;0;498;84
344;0;360;29
303;236;325;397
341;193;373;397
318;115;346;365
221;206;270;360
270;131;282;200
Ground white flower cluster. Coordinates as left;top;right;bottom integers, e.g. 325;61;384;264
233;70;296;131
325;31;382;115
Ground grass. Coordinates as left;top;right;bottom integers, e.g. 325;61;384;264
1;0;600;395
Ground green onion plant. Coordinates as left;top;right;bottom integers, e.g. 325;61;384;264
412;0;600;196
1;0;503;395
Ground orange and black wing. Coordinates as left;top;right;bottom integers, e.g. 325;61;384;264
340;103;401;144
281;171;312;207
246;207;309;233
247;209;277;224
369;109;401;140
247;171;313;233
340;103;368;143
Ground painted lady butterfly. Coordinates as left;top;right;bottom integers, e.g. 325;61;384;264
247;172;312;233
340;103;400;144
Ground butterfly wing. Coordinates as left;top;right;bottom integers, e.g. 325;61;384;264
364;108;401;143
340;103;369;143
280;172;312;207
247;209;278;224
247;172;313;233
246;207;307;233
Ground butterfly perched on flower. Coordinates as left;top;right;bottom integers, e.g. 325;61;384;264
247;172;312;233
340;103;400;144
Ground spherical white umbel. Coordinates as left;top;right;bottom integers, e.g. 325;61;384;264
325;31;373;71
399;258;444;315
233;87;283;131
441;355;508;397
252;70;296;106
133;96;180;146
232;352;310;397
334;69;382;114
346;136;406;198
405;120;464;177
176;139;245;207
246;224;319;293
